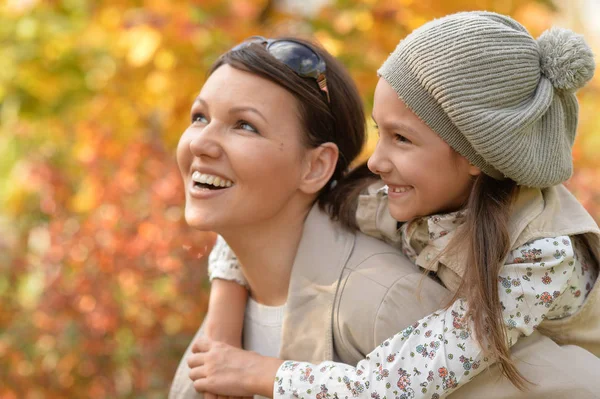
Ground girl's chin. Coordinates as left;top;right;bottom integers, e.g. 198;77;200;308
387;205;416;223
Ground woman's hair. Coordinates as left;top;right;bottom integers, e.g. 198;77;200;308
209;37;367;217
445;174;526;389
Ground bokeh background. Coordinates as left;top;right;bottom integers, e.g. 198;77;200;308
1;0;599;397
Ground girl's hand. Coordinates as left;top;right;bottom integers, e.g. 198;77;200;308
201;279;249;399
187;337;284;398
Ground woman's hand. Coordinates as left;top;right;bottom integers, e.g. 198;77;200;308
187;337;284;398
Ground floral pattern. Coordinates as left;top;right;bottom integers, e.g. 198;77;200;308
208;235;248;286
208;209;598;399
271;232;597;399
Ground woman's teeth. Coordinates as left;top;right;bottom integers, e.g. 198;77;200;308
192;171;233;188
391;186;411;193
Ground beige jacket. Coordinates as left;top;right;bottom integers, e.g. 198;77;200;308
169;204;450;398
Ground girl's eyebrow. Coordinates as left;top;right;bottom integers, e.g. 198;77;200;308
372;115;421;138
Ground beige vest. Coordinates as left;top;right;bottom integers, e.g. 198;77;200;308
509;185;600;355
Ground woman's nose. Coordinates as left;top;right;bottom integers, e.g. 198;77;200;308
367;139;392;176
188;123;223;159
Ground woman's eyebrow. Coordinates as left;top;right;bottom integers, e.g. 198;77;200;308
192;98;268;125
229;106;268;124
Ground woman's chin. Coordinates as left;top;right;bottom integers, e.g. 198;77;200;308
184;209;220;231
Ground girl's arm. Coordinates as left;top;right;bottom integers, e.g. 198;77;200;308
203;235;248;345
190;236;579;399
203;279;248;346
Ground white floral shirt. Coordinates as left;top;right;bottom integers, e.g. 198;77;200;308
208;213;597;399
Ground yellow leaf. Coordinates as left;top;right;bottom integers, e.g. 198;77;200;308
122;26;162;67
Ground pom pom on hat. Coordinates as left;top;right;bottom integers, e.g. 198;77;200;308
538;27;596;92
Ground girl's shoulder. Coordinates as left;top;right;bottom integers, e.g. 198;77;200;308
509;185;600;250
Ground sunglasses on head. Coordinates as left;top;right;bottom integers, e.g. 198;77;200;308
231;36;331;104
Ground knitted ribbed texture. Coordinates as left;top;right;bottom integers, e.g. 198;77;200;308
378;11;595;187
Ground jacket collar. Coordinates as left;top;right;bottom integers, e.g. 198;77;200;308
399;185;600;293
278;203;355;362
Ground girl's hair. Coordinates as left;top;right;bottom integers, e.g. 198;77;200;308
324;161;377;229
209;37;366;215
445;174;526;389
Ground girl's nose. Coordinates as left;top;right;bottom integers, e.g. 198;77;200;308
367;139;392;176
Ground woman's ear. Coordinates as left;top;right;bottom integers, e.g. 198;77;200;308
299;142;339;195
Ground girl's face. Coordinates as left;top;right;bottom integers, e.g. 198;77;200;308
177;64;312;232
368;78;480;222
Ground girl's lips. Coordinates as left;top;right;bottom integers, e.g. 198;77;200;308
387;185;413;198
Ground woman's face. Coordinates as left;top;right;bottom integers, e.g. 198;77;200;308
368;78;480;222
177;64;312;232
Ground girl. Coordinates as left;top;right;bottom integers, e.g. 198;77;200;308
188;11;600;399
169;36;452;399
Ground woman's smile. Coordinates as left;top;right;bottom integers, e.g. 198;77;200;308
177;65;310;231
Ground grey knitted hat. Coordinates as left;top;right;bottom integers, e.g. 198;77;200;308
378;11;595;187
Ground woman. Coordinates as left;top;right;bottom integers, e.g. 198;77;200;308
168;36;450;399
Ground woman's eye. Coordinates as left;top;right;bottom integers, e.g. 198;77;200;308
394;134;412;144
191;113;208;124
237;120;259;134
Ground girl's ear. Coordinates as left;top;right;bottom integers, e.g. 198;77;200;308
299;142;339;195
468;164;482;177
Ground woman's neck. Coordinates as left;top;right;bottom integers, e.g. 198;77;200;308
219;200;312;307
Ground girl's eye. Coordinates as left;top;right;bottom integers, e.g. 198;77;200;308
373;124;380;135
236;120;259;134
394;133;412;144
191;113;208;124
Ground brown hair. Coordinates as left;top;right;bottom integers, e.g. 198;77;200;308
445;174;527;389
209;37;367;216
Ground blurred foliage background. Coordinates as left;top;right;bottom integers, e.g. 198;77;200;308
1;0;599;397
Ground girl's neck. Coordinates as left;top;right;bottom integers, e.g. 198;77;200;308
219;199;312;307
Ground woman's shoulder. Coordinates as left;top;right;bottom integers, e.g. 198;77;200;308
333;232;450;363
